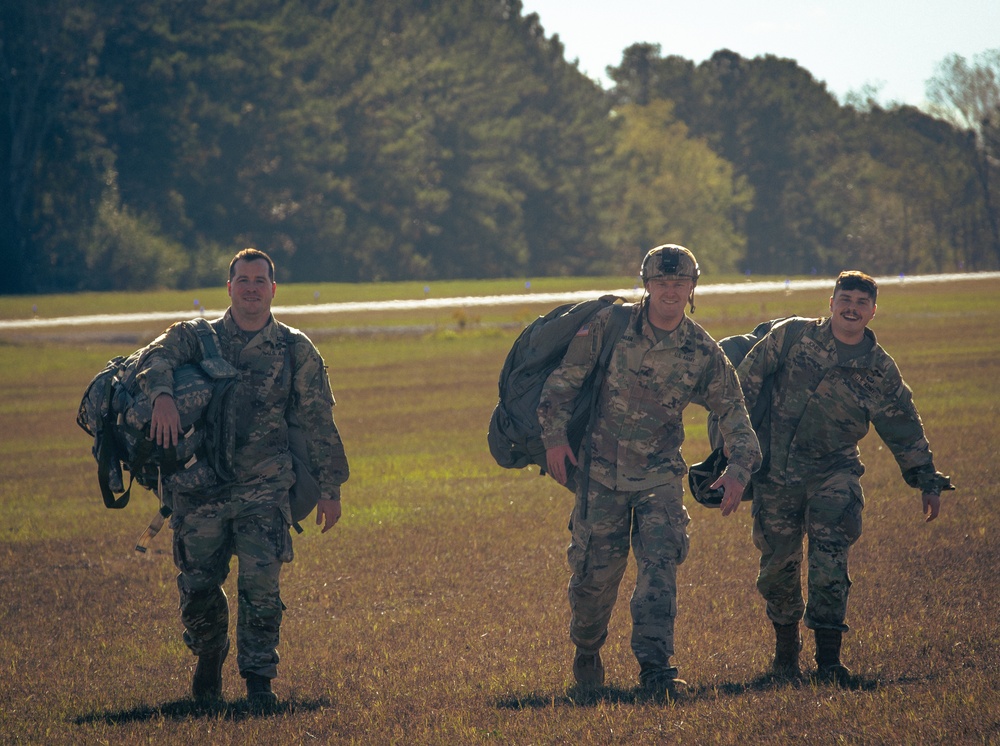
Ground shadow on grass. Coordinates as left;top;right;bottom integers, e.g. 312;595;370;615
495;672;881;710
73;696;331;725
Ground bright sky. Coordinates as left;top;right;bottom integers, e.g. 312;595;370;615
520;0;999;107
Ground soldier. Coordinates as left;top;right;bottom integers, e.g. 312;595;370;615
139;248;349;709
539;244;761;699
737;270;952;684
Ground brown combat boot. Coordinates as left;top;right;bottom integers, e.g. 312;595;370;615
771;622;802;678
814;628;851;686
572;649;605;687
191;639;229;703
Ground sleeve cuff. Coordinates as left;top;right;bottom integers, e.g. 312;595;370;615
722;463;751;487
541;433;570;450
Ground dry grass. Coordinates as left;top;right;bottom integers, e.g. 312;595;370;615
0;278;997;744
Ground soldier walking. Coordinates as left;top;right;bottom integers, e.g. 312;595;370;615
539;244;761;699
737;270;952;683
140;248;350;709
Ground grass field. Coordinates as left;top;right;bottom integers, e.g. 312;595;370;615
0;276;997;744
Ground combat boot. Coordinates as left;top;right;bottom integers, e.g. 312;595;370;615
638;663;687;702
771;622;802;679
245;672;279;712
191;639;229;703
814;628;851;686
572;649;605;687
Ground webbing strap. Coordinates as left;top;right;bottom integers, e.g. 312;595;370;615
576;304;631;520
97;376;130;509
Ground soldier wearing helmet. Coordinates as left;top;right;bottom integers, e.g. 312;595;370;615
637;244;703;335
537;243;760;699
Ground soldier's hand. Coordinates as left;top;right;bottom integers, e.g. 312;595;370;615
922;491;941;522
545;445;577;485
316;498;342;533
713;474;746;517
150;394;181;449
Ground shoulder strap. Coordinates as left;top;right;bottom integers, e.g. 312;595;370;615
749;318;808;430
576;303;631;519
598;304;631;369
185;318;238;379
776;317;809;365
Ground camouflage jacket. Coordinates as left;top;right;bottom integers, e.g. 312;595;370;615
539;304;761;492
737;317;937;489
136;310;349;499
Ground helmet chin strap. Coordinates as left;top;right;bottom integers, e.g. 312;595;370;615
689;288;697;314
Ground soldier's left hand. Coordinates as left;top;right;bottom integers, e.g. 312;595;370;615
316;498;342;533
922;491;941;522
713;474;746;517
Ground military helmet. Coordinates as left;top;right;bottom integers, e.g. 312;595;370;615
687;448;727;508
640;244;700;284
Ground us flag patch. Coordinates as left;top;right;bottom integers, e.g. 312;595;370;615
576;324;591;336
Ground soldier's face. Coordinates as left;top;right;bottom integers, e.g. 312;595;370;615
228;258;276;329
830;289;876;341
645;277;693;331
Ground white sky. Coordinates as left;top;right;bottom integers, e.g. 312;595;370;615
520;0;999;107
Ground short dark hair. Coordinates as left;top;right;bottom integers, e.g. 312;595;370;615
834;270;877;303
229;248;275;282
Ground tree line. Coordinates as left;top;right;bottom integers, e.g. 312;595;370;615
2;0;998;294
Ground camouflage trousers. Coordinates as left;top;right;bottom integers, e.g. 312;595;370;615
170;483;294;679
751;470;864;632
567;479;690;672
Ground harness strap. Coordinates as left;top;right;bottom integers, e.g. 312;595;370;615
576;303;631;521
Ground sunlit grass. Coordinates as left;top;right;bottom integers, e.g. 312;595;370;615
0;277;997;743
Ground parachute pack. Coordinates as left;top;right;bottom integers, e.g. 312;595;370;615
688;317;809;507
76;318;239;519
487;295;631;492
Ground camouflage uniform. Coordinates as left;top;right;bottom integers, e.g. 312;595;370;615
539;304;760;675
738;317;940;632
136;310;349;678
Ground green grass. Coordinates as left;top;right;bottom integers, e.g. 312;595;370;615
0;276;997;744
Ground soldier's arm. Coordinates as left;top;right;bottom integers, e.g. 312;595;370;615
701;352;762;486
136;323;202;448
871;362;952;515
289;336;350;501
135;322;203;402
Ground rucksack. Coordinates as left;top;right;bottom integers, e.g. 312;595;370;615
689;317;809;507
487;295;631;492
77;318;239;514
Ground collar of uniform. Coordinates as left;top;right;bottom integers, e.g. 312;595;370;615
640;307;690;348
222;308;277;344
816;316;879;366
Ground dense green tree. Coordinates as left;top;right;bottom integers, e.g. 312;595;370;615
1;0;120;293
600;100;751;274
3;2;998;293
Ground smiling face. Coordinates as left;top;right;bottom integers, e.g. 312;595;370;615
829;288;876;343
645;277;694;331
227;257;276;331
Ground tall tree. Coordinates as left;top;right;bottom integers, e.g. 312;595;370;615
600;100;751;274
927;49;1000;265
0;0;119;292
